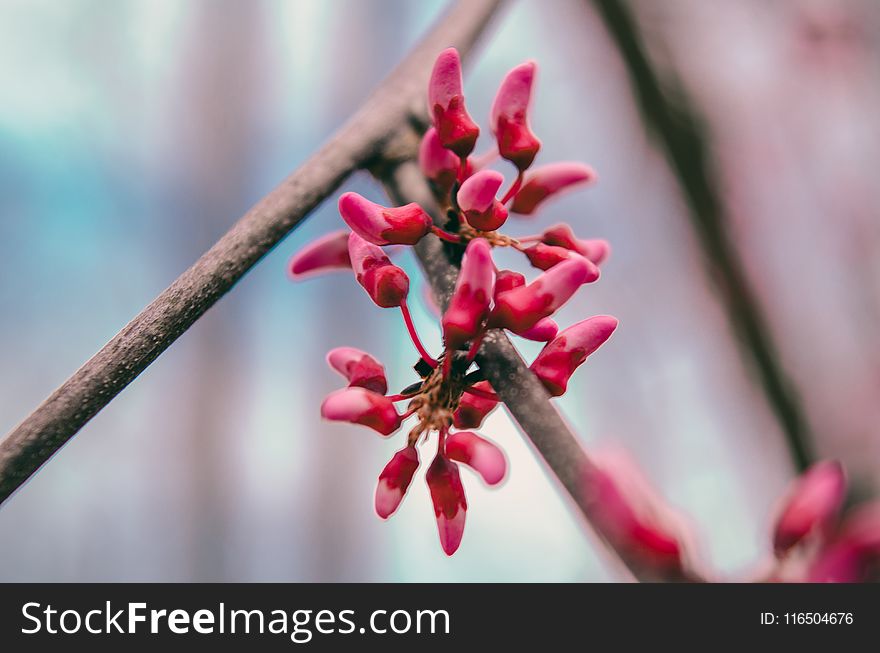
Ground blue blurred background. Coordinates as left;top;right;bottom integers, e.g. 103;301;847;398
1;0;878;581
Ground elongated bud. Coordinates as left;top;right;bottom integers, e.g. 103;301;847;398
326;347;387;395
516;317;558;342
773;460;847;556
490;256;592;333
530;316;618;396
453;381;499;429
523;243;600;279
490;62;540;170
375;446;420;519
288;230;352;279
584;449;690;578
428;48;479;157
540;223;609;265
348;232;410;308
446;431;507;486
457;170;508;231
442;238;495;350
419;127;460;193
320;387;401;436
338;192;432;246
426;454;468;555
510;163;596;215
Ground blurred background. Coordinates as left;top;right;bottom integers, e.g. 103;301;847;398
1;0;878;581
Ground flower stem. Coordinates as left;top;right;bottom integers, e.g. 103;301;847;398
462;384;499;402
431;225;462;243
500;171;523;205
399;299;438;368
465;332;485;362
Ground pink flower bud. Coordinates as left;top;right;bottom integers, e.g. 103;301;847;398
490;256;592;333
490;62;541;170
428;48;479;157
425;454;468;555
320;387;401;436
446;431;507;486
584;449;690;577
540;223;609;265
375;446;420;519
453;381;499;429
510;163;596;215
288;230;352;279
773;460;847;555
442;238;495;350
530;316;618;396
522;244;600;280
516;317;559;342
348;232;410;308
494;269;525;296
457;170;508;231
807;502;880;582
338;192;432;246
418;127;461;193
326;346;387;395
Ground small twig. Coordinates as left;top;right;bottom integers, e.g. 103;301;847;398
0;0;505;506
376;153;697;582
590;0;815;471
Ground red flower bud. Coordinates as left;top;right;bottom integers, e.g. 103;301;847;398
338;192;432;246
446;431;507;486
516;317;559;342
453;381;499;429
326;346;387;395
490;62;540;170
540;223;609;265
288;230;352;279
530;316;618;396
375;446;420;519
773;460;847;556
490;256;592;333
348;232;410;308
510;163;596;215
419;127;461;193
320;387;401;436
428;48;479;157
457;170;508;231
523;244;600;279
442;238;495;350
426;454;468;555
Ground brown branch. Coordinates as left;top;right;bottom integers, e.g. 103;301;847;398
375;145;698;582
590;0;815;471
0;0;505;506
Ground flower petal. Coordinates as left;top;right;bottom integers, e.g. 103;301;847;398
338;192;432;246
425;454;468;556
516;317;559;342
442;238;495;350
375;446;420;519
320;387;401;436
530;315;618;396
326;346;387;395
490;255;592;333
773;460;847;555
348;232;410;308
428;48;479;157
446;431;507;486
457;170;508;231
539;223;609;265
510;163;596;215
490;62;540;170
288;230;352;280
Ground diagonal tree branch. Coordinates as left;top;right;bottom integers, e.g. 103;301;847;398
0;0;505;506
590;0;815;471
375;143;698;582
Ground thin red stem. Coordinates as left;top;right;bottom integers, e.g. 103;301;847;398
500;171;523;205
431;225;462;243
457;156;468;183
465;332;485;362
399;300;438;368
463;385;499;402
387;393;416;402
516;233;543;243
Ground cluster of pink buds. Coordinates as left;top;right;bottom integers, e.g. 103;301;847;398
288;48;616;556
